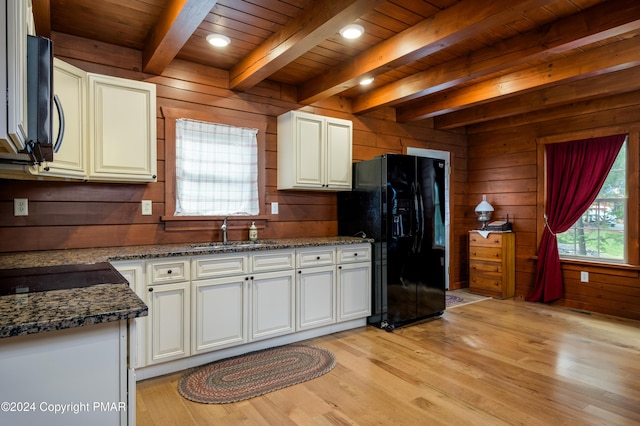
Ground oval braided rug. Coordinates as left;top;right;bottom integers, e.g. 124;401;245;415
178;344;336;404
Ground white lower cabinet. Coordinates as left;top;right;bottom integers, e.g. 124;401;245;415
251;270;296;340
113;243;371;377
297;265;336;330
112;261;146;369
192;275;249;354
337;263;371;321
147;281;190;364
337;244;372;321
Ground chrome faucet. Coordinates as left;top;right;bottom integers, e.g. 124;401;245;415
221;217;228;244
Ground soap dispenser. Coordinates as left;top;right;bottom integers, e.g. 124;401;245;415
249;222;258;241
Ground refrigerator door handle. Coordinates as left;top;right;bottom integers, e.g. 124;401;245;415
411;182;421;253
416;181;425;252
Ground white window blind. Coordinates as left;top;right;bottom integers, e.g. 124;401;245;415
175;118;259;216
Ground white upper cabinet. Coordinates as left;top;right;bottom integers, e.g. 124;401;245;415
32;60;157;182
35;58;88;178
88;74;156;182
0;0;29;155
277;110;352;191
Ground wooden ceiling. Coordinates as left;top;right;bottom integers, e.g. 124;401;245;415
32;0;640;131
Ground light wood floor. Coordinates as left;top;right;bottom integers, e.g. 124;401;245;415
136;298;640;425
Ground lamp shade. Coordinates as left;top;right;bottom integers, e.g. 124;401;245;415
475;195;494;213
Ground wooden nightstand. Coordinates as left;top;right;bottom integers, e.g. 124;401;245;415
468;231;515;299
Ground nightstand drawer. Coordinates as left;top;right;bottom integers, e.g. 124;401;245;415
470;261;502;274
470;275;502;291
469;246;502;261
469;233;503;247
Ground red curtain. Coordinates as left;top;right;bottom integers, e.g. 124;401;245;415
526;134;626;302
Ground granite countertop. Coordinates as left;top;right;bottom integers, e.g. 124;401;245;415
0;283;148;338
0;237;370;339
0;236;373;269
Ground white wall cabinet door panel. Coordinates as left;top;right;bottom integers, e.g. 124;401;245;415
278;110;352;191
36;58;87;178
0;0;29;154
88;74;156;182
325;118;352;189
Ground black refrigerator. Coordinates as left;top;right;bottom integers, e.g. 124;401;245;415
338;154;446;330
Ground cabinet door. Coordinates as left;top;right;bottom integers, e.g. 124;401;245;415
294;112;324;188
192;276;249;354
251;270;296;341
297;265;336;331
36;59;87;178
88;74;157;182
1;0;29;153
337;263;371;322
147;281;190;364
325;118;352;190
112;261;146;369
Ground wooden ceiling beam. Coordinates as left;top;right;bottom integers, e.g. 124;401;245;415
31;0;51;38
352;0;640;114
459;67;640;134
397;35;640;123
229;0;384;92
142;0;218;75
296;0;558;105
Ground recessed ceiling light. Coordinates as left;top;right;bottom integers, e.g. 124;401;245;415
206;34;230;47
340;24;364;39
360;77;374;86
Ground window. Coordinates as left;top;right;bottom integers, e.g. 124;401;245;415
160;107;268;230
557;137;627;262
175;118;259;216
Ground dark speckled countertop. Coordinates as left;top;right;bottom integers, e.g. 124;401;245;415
0;237;372;269
0;237;371;339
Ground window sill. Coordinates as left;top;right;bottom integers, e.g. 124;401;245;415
161;215;269;232
531;255;640;271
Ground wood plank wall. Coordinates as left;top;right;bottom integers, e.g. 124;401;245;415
0;32;468;288
466;86;640;320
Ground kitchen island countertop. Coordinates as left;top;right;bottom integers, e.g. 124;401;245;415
0;283;147;338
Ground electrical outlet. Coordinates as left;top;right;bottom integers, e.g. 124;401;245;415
271;202;279;214
14;198;28;216
141;200;152;216
580;271;589;282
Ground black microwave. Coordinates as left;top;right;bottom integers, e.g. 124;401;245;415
25;35;64;165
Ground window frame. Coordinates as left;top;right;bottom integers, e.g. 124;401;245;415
161;107;269;231
536;126;639;266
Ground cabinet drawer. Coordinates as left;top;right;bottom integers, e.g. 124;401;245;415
470;261;502;274
252;250;295;272
469;246;502;262
297;248;335;268
193;254;249;279
470;275;502;291
469;233;503;247
147;259;190;284
337;244;371;263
